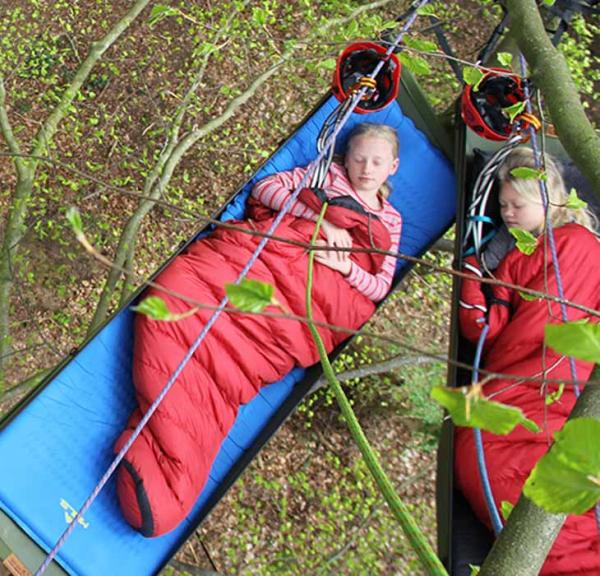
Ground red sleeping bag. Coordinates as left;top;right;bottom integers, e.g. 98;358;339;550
114;189;392;536
456;224;600;575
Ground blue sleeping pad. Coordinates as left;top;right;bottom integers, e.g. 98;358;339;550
0;95;455;575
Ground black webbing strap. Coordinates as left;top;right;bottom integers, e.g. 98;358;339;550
428;15;463;83
382;2;463;84
488;296;511;309
477;7;509;65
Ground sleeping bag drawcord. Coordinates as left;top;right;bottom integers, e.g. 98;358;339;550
517;54;580;399
34;5;432;574
472;324;504;535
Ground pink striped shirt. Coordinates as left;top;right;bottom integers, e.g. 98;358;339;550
251;163;402;302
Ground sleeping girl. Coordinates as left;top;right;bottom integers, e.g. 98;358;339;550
456;147;600;575
114;123;402;537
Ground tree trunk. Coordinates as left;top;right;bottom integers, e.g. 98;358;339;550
504;0;600;198
480;370;600;575
0;175;34;389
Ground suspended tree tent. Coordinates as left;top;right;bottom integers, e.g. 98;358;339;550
436;116;600;575
0;67;455;575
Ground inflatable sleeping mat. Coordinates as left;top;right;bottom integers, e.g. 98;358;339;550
0;87;455;575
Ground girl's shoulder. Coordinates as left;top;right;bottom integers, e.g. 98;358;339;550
555;223;600;249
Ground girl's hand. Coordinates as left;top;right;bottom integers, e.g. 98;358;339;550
313;239;352;275
321;220;352;258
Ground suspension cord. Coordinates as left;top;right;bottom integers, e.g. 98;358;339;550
517;54;579;397
472;324;504;535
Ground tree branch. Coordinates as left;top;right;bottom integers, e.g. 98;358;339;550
0;76;26;177
0;0;151;388
31;0;153;159
313;354;440;391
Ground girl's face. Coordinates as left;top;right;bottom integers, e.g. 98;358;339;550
345;135;399;200
499;182;546;235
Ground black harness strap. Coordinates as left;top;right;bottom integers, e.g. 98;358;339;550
488;296;511;309
477;8;509;65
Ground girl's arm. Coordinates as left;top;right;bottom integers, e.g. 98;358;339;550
251;166;318;220
459;255;512;342
345;218;401;302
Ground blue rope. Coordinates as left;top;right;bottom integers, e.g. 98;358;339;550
518;54;580;398
34;4;432;574
463;228;498;257
468;215;494;224
472;323;504;535
518;54;600;535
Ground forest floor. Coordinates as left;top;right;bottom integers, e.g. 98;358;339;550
0;1;596;575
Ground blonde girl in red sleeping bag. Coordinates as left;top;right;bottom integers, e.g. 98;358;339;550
456;147;600;575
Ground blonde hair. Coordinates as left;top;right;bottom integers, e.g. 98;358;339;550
498;147;598;233
343;123;399;199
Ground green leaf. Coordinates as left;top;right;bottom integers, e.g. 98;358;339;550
398;53;431;76
226;279;274;313
545;322;600;363
510;166;544;180
497;52;514;67
518;290;538;302
508;228;538;256
404;38;438;53
65;207;83;236
345;20;359;38
251;7;269;26
382;20;398;30
430;386;540;435
500;500;514;521
416;5;436;17
543;0;556;6
131;296;172;320
469;566;481;576
148;4;179;26
318;58;337;70
194;42;217;57
503;101;526;123
545;383;565;406
565;188;588;210
463;66;484;90
523;418;600;514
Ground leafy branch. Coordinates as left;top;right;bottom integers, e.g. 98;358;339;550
87;0;400;332
0;0;152;390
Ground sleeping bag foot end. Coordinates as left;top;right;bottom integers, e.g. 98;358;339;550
117;460;156;537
